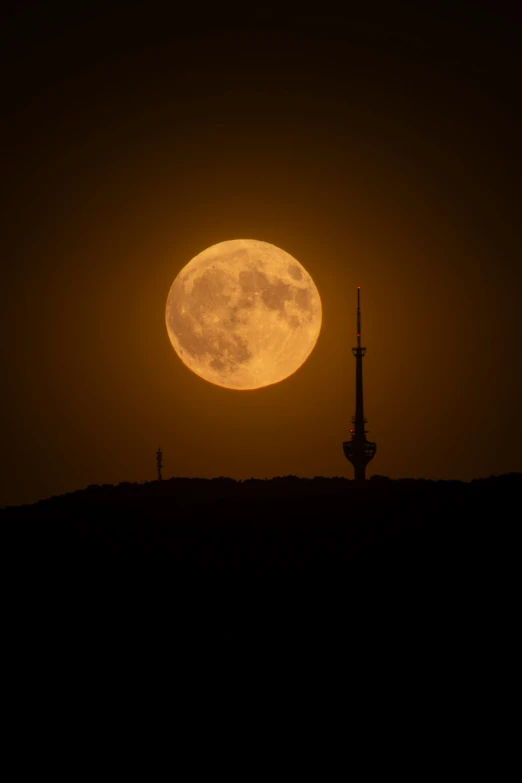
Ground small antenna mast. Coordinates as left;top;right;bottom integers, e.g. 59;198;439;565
156;447;163;481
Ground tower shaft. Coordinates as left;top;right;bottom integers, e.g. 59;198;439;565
355;343;365;432
343;288;376;481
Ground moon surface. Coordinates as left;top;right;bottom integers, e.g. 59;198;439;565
165;239;322;390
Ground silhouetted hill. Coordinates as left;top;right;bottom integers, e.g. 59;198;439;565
7;488;517;742
3;474;519;593
4;457;514;731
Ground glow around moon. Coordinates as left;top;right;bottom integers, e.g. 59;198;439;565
165;239;322;390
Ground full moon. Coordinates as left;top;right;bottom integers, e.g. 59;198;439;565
165;239;322;390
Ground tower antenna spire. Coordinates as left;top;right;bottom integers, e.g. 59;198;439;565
343;287;376;481
357;286;361;347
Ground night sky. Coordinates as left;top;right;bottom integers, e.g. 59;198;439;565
2;2;521;507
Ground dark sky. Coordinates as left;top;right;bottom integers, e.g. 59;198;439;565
2;1;522;506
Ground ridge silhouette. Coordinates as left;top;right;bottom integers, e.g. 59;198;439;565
3;474;518;592
4;473;518;666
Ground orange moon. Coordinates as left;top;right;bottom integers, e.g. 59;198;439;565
165;239;322;390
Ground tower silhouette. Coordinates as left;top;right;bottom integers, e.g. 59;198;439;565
343;287;376;481
156;447;163;481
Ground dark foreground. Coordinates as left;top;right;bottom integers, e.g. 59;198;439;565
3;474;518;610
3;472;520;713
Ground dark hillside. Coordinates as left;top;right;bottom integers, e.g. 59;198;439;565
3;475;518;603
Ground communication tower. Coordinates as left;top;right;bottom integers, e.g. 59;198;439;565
343;288;376;481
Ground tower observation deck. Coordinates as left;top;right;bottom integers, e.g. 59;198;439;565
343;287;376;481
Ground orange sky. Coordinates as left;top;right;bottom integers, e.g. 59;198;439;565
2;3;521;506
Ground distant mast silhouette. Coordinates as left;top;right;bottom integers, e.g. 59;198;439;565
156;447;163;481
343;287;376;481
